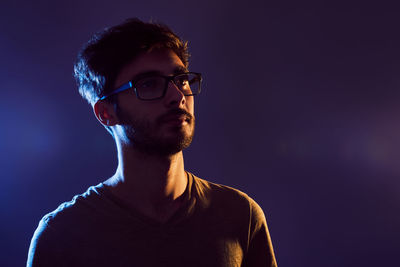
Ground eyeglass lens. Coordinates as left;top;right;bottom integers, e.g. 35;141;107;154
135;73;200;100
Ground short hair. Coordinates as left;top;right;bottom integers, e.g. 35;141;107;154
74;18;190;106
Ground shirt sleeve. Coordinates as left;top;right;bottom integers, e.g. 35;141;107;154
27;218;70;267
242;197;278;267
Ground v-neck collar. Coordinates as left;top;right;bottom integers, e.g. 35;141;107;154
98;172;197;228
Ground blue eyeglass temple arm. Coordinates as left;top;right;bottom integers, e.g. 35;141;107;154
99;81;133;100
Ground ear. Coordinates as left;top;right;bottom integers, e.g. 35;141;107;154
93;100;118;127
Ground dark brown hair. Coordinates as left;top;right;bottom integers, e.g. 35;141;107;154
74;18;189;105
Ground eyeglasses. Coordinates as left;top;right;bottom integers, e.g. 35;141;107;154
100;72;202;101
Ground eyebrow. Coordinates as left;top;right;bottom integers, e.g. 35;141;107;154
173;66;189;74
129;66;189;81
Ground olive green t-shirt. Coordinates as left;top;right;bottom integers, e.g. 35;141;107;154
27;173;277;267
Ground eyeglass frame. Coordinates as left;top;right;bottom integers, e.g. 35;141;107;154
99;72;202;101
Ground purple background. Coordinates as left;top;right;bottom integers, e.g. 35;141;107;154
1;1;400;266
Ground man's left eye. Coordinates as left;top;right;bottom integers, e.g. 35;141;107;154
179;79;188;85
177;76;189;86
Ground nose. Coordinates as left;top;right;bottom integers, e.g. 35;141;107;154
164;80;186;107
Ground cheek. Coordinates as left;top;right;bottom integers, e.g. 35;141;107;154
117;95;146;118
186;98;195;114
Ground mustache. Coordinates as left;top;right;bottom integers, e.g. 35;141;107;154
157;109;193;123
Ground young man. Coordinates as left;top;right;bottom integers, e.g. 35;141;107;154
27;18;277;267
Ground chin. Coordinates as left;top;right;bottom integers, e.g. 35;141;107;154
124;120;195;156
162;132;194;154
130;130;194;156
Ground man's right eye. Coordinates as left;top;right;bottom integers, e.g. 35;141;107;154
137;77;159;89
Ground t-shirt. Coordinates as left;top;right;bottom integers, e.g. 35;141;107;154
27;173;277;267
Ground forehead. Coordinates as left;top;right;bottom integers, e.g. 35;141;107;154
114;48;187;88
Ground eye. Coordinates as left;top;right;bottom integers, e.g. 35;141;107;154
136;76;163;90
176;75;190;87
188;76;200;85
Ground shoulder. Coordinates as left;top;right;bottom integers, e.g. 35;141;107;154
192;174;260;204
192;174;248;198
191;174;266;223
30;183;107;247
41;183;105;228
190;175;277;266
27;184;105;266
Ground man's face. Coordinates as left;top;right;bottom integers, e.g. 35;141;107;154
112;48;195;156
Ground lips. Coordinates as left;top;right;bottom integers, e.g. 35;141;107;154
158;110;192;126
164;114;186;122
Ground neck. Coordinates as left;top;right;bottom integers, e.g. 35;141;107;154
104;140;188;219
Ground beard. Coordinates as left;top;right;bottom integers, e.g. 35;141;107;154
116;107;195;156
